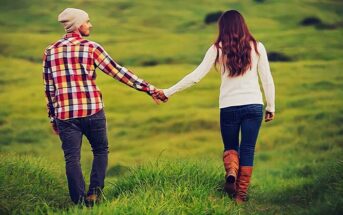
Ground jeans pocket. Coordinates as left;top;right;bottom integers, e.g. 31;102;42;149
244;105;263;119
90;118;107;131
56;118;80;133
90;109;105;120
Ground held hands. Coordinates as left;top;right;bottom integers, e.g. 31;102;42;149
151;89;168;104
265;111;275;122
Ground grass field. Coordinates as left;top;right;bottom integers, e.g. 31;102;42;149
0;0;342;214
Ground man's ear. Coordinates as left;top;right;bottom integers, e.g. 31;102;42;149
78;23;86;30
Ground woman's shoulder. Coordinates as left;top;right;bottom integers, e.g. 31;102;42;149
209;43;218;50
256;41;267;52
205;44;220;57
208;43;222;54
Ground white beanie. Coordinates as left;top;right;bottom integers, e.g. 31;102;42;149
58;8;89;33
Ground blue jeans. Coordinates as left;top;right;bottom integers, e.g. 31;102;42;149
220;104;263;166
56;109;108;204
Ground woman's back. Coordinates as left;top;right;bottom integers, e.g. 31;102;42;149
217;42;274;112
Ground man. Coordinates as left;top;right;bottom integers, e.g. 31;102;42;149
42;8;167;206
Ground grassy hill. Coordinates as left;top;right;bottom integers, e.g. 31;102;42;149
0;0;342;214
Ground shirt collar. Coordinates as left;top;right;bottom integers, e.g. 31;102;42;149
63;32;82;39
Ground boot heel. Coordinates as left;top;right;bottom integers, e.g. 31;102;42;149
226;175;236;184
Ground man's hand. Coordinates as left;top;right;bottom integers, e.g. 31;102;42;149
151;89;168;104
51;119;59;135
265;111;275;122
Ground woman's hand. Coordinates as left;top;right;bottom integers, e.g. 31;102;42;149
151;89;168;104
265;111;275;122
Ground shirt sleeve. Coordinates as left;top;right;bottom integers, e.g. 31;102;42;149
257;42;275;112
163;45;217;97
93;44;156;96
42;50;56;118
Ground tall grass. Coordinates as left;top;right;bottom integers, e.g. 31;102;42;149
1;155;342;214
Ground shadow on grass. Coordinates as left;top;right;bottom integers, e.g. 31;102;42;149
259;160;343;214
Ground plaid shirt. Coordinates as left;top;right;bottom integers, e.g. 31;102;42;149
43;33;156;120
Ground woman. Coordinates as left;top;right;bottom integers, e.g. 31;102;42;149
160;10;275;203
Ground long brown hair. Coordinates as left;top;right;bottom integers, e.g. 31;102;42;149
214;10;259;77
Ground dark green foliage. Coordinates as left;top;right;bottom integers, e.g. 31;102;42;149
204;11;222;24
268;52;292;62
300;17;322;26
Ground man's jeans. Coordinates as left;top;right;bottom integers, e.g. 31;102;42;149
220;104;263;166
56;109;108;204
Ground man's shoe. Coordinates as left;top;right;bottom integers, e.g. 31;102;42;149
85;194;99;208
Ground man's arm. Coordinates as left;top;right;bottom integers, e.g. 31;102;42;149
42;50;56;119
92;44;163;99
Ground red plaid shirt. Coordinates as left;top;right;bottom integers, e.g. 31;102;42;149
43;33;156;120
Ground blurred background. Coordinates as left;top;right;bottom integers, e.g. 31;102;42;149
0;0;342;214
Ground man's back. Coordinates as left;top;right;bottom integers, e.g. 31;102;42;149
43;33;155;120
44;33;103;119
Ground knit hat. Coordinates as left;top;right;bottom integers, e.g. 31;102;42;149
58;8;89;33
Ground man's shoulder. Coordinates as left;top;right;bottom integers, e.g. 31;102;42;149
44;38;64;53
44;43;56;53
44;38;103;54
81;39;103;50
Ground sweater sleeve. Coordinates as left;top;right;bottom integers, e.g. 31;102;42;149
163;45;217;97
257;42;275;112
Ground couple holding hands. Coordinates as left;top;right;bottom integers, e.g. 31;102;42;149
43;8;275;206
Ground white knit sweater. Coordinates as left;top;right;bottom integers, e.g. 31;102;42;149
163;42;275;112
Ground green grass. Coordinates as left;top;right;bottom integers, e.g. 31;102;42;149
1;155;342;214
0;0;343;214
0;155;71;214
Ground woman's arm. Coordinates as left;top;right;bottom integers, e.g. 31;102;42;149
257;42;275;113
163;45;218;97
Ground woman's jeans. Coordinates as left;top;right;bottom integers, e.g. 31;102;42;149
220;104;263;166
56;109;108;204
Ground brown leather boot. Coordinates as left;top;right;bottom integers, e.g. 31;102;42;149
223;150;239;195
235;166;253;204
